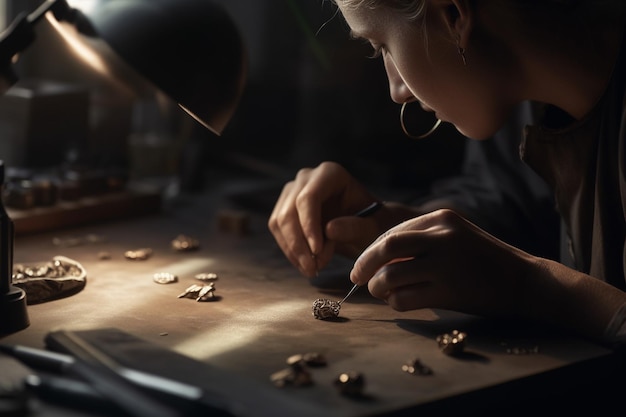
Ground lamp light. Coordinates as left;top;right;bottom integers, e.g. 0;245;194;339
0;0;247;334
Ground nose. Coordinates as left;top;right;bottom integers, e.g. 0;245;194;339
383;52;413;104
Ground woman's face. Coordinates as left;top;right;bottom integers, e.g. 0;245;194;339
336;1;514;140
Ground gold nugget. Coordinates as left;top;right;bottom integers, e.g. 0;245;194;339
436;330;467;356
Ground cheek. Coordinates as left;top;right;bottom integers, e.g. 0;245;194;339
451;87;512;140
391;44;510;140
393;47;462;116
428;70;512;140
445;51;515;139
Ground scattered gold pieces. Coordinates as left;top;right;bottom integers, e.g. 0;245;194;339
269;366;313;388
270;351;328;388
195;272;218;282
333;371;365;397
153;272;178;284
171;234;200;252
177;283;220;302
401;358;433;375
286;352;327;368
124;248;153;260
436;330;467;356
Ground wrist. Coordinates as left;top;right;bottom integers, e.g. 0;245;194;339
529;258;626;341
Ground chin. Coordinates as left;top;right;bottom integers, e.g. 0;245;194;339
455;125;494;141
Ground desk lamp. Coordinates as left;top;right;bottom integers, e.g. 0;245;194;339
0;0;246;334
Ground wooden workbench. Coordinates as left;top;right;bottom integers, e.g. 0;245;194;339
1;178;622;416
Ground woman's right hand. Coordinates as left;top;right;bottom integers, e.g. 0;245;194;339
268;161;383;277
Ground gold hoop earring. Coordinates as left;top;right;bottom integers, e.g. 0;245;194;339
400;102;442;140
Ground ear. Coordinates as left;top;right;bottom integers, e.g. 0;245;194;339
438;0;473;48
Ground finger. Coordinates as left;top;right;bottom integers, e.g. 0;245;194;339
273;227;318;277
269;181;318;277
367;257;462;313
365;229;510;315
370;209;450;242
312;240;336;274
366;257;428;298
350;228;440;285
295;163;349;255
350;211;454;285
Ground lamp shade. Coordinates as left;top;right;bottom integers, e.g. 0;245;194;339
64;0;246;135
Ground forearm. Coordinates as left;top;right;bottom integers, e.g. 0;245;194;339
527;257;626;344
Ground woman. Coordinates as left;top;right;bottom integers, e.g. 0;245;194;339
268;0;626;345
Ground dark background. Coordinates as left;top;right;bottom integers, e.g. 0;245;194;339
2;0;466;199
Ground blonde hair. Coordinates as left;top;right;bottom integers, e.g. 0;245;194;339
334;0;427;22
335;0;596;18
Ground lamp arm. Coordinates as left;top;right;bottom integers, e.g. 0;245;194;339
0;0;75;93
0;12;33;92
27;0;70;25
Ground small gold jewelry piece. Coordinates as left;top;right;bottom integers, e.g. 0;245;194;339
312;298;341;320
177;283;219;302
195;283;214;301
171;234;200;252
286;354;305;368
333;371;365;397
312;283;359;320
270;353;315;388
124;248;153;260
269;366;313;388
436;330;467;356
286;352;327;368
178;284;203;298
402;358;433;375
153;272;178;284
195;272;218;282
301;352;327;367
